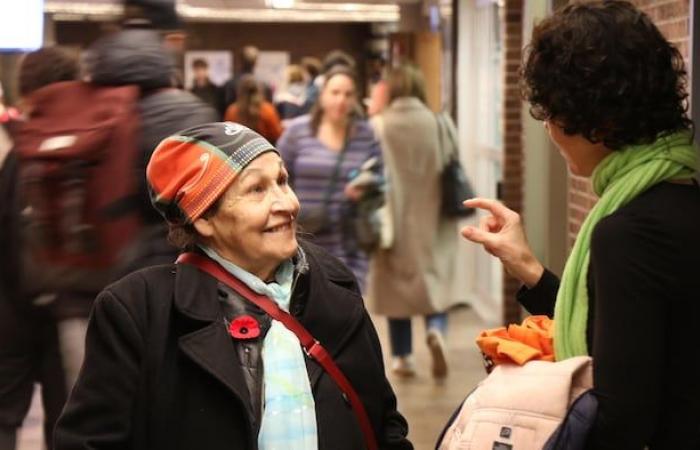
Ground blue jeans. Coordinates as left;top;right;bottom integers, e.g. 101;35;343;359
388;313;448;357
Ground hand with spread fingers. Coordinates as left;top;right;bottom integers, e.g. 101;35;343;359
459;198;544;288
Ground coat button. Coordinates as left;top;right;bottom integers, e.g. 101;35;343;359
342;392;351;407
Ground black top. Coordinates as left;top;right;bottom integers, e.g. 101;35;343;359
517;181;700;450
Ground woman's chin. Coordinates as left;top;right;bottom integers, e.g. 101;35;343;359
274;235;299;259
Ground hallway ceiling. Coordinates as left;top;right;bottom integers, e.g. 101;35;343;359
44;0;417;22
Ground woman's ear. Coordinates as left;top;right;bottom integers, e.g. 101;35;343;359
193;216;215;238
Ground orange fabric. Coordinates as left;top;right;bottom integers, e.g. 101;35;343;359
146;138;237;221
224;102;283;144
476;315;555;366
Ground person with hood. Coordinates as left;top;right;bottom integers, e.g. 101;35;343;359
87;26;218;277
274;64;309;123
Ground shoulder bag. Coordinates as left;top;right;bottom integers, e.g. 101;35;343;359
435;112;476;218
436;356;597;450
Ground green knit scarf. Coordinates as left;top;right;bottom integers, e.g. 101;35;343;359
554;131;698;360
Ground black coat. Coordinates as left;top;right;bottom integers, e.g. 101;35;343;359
518;182;700;449
54;242;412;450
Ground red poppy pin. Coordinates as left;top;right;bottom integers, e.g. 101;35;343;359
228;315;261;340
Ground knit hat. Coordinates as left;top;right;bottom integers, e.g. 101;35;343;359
146;122;278;224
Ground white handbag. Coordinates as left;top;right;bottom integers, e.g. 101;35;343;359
437;356;594;450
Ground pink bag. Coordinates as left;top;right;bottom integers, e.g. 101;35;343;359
437;356;593;450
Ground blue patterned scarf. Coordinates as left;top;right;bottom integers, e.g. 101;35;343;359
200;246;318;450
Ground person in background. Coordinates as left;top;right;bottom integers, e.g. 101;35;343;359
190;58;224;118
54;122;412;450
121;0;189;90
367;80;389;118
225;75;283;144
301;56;321;83
367;64;458;380
320;50;356;77
277;66;381;287
274;64;309;124
365;54;389;117
304;51;356;113
0;47;80;450
122;0;187;56
0;84;19;127
300;56;322;114
86;26;217;277
222;45;273;109
461;2;699;448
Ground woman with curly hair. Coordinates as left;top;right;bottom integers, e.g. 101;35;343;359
461;1;699;448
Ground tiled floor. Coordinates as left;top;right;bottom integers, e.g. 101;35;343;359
17;306;487;450
375;306;486;449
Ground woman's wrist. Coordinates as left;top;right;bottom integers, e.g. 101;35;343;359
511;252;545;289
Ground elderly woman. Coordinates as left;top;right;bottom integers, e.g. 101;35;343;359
462;1;699;448
54;122;412;450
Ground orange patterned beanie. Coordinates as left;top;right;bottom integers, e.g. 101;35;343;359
146;121;277;223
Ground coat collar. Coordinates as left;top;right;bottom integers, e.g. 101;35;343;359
173;247;310;321
172;262;255;434
293;243;366;386
388;96;426;112
172;242;366;407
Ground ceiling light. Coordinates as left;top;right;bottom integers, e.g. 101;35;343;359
266;0;295;8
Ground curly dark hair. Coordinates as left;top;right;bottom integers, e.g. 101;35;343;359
19;47;79;97
521;0;692;150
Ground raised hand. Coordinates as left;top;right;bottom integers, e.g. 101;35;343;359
460;198;544;288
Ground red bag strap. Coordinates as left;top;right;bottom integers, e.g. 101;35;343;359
176;252;379;450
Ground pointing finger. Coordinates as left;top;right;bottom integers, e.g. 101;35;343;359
463;198;516;221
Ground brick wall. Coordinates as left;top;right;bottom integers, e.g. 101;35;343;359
502;0;524;325
566;0;692;248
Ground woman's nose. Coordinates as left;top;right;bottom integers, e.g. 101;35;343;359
270;186;295;212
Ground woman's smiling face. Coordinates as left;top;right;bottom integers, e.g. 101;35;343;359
194;152;300;280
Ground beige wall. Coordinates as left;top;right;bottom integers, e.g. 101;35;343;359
522;0;568;277
414;31;442;112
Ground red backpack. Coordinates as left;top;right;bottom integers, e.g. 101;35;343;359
15;81;141;296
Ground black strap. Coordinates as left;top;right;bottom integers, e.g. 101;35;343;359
435;112;459;166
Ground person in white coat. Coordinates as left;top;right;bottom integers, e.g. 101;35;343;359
367;64;460;380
